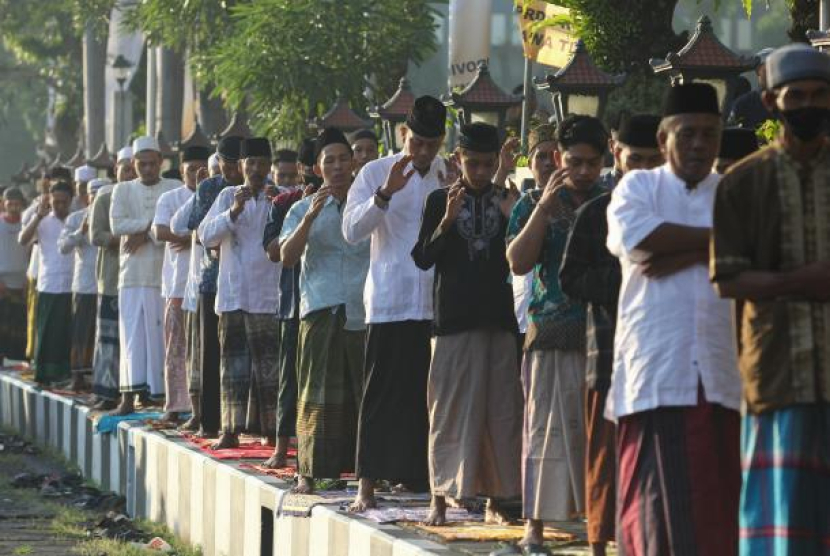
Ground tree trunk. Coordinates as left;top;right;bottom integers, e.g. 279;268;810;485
788;0;820;42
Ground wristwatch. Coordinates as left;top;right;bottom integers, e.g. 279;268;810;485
375;188;391;202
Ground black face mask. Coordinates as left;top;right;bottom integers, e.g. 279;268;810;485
779;106;830;142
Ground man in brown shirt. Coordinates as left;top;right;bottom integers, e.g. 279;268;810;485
711;44;830;555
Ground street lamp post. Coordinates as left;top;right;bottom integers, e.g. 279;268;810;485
444;63;522;134
538;40;624;123
369;77;416;154
650;16;756;118
112;54;133;151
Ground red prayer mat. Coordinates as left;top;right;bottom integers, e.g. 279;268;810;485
182;434;296;460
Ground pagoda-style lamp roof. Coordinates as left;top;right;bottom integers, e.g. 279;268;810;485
312;97;373;133
179;121;213;150
218;112;252;140
155;131;177;160
66;144;87;169
369;77;416;123
807;29;830;52
88;143;115;170
446;63;522;113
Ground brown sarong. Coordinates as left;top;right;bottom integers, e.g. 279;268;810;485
70;293;97;372
585;387;615;544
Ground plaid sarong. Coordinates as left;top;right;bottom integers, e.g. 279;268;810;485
92;294;119;400
0;287;27;360
34;292;72;384
70;293;97;372
740;403;830;556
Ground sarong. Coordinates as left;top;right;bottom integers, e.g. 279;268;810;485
92;294;119;400
118;287;165;399
523;349;586;521
356;320;431;486
585;387;616;544
33;292;72;384
740;403;830;556
163;300;189;412
0;287;27;361
616;389;740;556
25;277;37;360
296;306;363;479
199;293;220;433
186;305;201;394
218;311;279;436
276;317;299;438
70;293;97;372
428;329;522;499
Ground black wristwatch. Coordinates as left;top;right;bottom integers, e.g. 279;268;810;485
375;188;391;202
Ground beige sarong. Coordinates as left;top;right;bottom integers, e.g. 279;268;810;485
522;349;586;521
428;329;523;500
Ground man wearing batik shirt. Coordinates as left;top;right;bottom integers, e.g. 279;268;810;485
0;187;30;362
88;147;135;409
412;122;522;527
342;96;446;512
186;136;244;437
711;45;830;556
153;146;209;423
58;178;108;391
506;115;608;551
606;83;741;556
559;114;662;556
199;137;281;450
18;181;75;385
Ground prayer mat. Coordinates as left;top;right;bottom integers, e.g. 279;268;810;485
95;412;165;434
363;506;481;525
401;521;577;543
184;434;279;460
238;462;298;482
277;490;355;518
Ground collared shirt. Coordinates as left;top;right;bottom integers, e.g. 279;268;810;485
21;201;40;280
171;195;200;313
198;185;281;314
282;194;370;330
154;186;195;300
506;183;607;351
263;188;304;320
0;218;28;289
711;143;830;414
57;208;97;295
188;175;234;294
606;164;741;420
412;183;517;336
342;152;445;323
25;213;73;294
559;193;620;393
89;184;120;297
512;272;533;334
110;178;181;289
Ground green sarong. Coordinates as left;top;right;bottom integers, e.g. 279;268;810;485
296;306;364;479
33;292;72;384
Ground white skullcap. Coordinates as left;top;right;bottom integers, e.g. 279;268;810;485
88;178;111;193
132;136;160;154
116;146;133;162
74;165;97;183
208;152;221;170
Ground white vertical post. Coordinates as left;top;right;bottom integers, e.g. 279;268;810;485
146;45;157;137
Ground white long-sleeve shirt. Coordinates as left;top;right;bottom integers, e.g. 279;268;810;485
171;195;201;313
605;165;741;420
21;213;73;294
153;186;195;300
57;208;97;295
110;178;180;289
198;186;280;314
341;152;444;324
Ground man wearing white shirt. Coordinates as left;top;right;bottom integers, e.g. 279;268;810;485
0;187;30;363
153;146;209;422
58;178;107;391
342;96;446;511
605;83;741;556
199;137;281;450
109;136;180;415
18;181;75;385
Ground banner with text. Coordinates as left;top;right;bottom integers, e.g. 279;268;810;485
448;0;493;89
515;1;575;69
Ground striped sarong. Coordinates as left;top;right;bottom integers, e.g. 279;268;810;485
70;293;97;372
92;294;119;400
163;300;189;412
740;403;830;556
616;389;740;556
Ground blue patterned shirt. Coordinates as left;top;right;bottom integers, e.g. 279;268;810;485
187;175;233;294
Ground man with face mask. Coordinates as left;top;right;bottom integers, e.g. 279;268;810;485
558;113;662;556
711;44;830;556
109;136;180;415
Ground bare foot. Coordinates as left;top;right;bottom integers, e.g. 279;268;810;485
92;399;117;411
519;519;544;547
196;428;218;439
485;498;513;525
210;433;239;450
591;542;607;556
348;478;377;513
262;435;276;447
107;396;135;417
291;476;314;494
390;483;412;493
179;415;200;432
160;411;179;423
263;451;288;469
70;373;86;392
423;495;447;526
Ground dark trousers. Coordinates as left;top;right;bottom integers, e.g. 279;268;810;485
199;293;221;434
277;317;299;438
